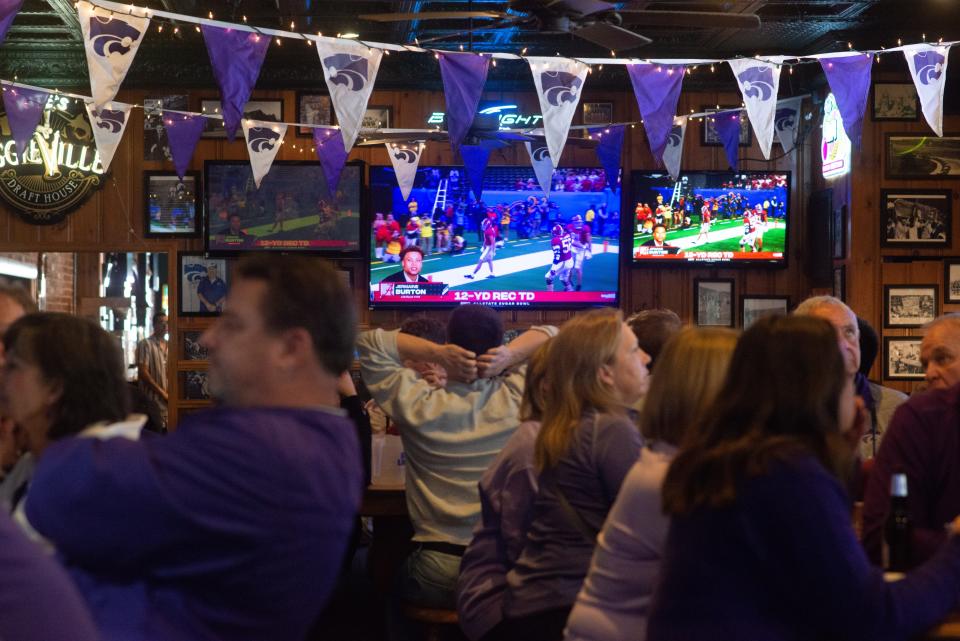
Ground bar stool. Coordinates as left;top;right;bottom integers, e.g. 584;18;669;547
402;602;463;641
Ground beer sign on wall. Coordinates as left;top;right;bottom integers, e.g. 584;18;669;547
0;95;107;225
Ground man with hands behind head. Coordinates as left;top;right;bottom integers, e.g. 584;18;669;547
357;306;556;611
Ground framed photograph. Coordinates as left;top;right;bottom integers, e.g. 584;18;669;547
362;105;392;130
582;101;613;125
834;266;846;302
200;99;284;138
884;284;939;328
880;189;951;248
832;205;847;259
695;278;734;327
182;331;208;361
143;171;200;238
179;254;229;317
872;83;920;121
945;258;960;304
296;91;332;137
143;94;187;161
181;369;211;400
741;295;790;329
884;337;925;381
886;133;960;179
700;106;751;147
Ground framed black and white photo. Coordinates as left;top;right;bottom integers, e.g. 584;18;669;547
886;133;960;179
582;101;613;125
834;266;846;302
200;99;284;138
883;337;925;381
700;106;751;147
881;189;951;248
361;106;391;130
181;369;211;400
884;284;939;328
143;94;187;161
741;295;790;329
872;83;920;121
296;91;332;137
182;330;208;361
944;258;960;304
143;171;200;238
695;278;734;327
179;254;229;317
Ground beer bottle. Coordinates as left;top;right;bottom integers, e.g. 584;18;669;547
883;472;912;572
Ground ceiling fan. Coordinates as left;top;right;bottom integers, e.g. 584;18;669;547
360;0;761;52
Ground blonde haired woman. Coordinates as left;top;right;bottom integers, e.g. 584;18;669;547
564;327;738;641
492;308;651;641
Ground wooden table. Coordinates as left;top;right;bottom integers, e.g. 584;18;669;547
361;484;413;594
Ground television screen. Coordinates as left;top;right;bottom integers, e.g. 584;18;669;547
630;171;789;265
369;165;621;308
204;160;363;255
144;170;200;237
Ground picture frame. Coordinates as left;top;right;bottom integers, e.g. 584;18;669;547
885;133;960;179
181;369;211;400
143;170;201;238
143;94;188;161
695;278;734;327
296;91;333;137
182;330;208;361
179;254;229;317
833;266;846;302
740;295;790;329
872;83;920;121
884;284;939;328
880;188;952;248
700;106;751;147
883;337;925;381
362;105;392;130
832;205;847;259
944;258;960;304
582;101;614;125
200;99;284;138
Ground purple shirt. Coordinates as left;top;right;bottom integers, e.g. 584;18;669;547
863;384;960;567
648;455;960;641
26;406;362;641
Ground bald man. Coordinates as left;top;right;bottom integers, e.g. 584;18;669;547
920;314;960;390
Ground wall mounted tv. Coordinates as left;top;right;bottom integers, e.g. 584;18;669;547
368;165;621;309
630;170;790;265
204;160;363;256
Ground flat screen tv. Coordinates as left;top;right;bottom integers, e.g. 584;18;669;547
368;165;621;309
630;171;789;265
204;160;363;255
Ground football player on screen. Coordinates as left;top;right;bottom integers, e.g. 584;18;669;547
545;223;574;292
465;211;499;280
568;214;592;292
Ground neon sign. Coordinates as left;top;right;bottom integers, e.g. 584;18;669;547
821;93;851;179
426;104;544;129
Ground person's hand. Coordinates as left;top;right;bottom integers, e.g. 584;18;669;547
437;344;477;383
478;345;514;379
336;371;357;397
411;362;447;389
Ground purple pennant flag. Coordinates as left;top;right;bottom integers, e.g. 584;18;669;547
162;111;206;179
2;85;48;156
460;144;492;201
201;25;270;143
713;110;743;170
819;54;872;149
0;0;24;45
314;128;349;197
589;125;625;187
438;52;490;152
627;63;684;163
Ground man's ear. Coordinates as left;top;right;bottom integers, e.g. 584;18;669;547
277;327;313;367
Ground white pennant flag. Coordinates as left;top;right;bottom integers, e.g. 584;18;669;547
728;57;785;160
84;101;131;173
527;56;589;167
242;119;287;188
315;39;383;153
774;97;803;155
78;1;149;108
904;44;951;137
386;142;424;202
524;141;553;197
662;116;687;182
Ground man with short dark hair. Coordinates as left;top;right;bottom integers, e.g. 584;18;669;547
25;255;363;641
382;245;429;283
357;306;555;610
626;308;683;369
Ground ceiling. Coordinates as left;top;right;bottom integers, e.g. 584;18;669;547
0;0;955;90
